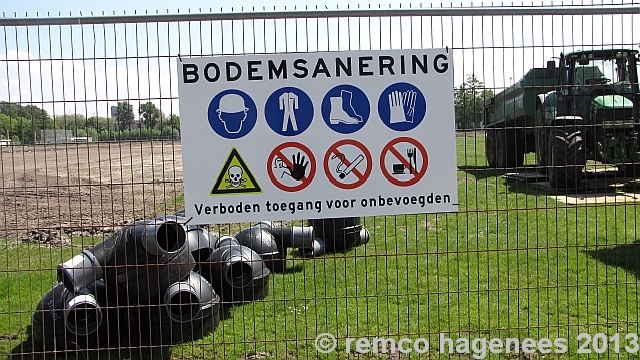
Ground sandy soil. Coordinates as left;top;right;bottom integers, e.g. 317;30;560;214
0;141;183;242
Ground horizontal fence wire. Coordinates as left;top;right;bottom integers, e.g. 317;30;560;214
0;3;639;359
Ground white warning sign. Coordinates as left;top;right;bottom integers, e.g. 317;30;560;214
178;49;458;223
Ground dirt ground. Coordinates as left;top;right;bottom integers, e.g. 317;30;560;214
0;141;183;243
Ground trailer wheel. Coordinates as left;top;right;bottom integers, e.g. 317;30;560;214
496;129;524;169
485;130;497;168
535;107;547;173
548;127;586;188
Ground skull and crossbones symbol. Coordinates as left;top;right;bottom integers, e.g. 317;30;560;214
225;166;247;188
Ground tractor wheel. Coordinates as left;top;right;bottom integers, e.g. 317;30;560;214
485;130;497;168
535;107;548;173
496;129;524;169
621;164;640;178
548;127;586;189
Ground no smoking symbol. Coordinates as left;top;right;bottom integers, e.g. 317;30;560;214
380;137;428;187
324;139;372;190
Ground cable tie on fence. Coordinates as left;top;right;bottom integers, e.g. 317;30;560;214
177;54;183;63
184;216;194;224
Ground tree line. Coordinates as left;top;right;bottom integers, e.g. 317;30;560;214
454;74;494;130
0;101;180;144
1;76;491;144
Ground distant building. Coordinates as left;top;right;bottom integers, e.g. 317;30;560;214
69;137;93;143
40;131;94;144
111;105;118;119
0;139;11;146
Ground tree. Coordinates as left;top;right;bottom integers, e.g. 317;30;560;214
0;102;52;143
165;114;180;132
115;101;135;131
454;74;494;129
5;115;32;142
139;102;161;129
55;114;86;131
0;102;49;125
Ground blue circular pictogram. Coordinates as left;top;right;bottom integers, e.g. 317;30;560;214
208;89;257;139
321;84;370;134
377;82;426;132
265;87;314;136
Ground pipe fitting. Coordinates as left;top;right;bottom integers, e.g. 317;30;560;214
215;234;241;248
32;281;109;351
297;237;326;258
57;216;191;302
143;272;221;345
267;222;316;249
129;218;188;261
199;239;271;304
57;250;103;294
234;225;280;257
186;226;218;273
234;225;282;272
308;217;366;253
65;293;103;336
234;222;315;272
357;227;370;246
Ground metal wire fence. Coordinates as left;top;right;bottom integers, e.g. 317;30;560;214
0;3;639;359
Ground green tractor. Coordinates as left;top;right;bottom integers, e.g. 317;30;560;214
484;49;640;188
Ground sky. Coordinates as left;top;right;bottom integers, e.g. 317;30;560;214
2;0;638;17
0;0;638;119
3;0;429;16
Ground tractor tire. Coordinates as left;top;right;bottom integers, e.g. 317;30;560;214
535;107;547;173
485;130;497;168
496;129;524;169
622;164;640;178
548;127;586;189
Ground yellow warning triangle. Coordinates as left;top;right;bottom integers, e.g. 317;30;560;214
211;148;262;195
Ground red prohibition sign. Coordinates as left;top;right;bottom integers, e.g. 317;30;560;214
267;141;316;192
324;139;372;190
380;136;428;187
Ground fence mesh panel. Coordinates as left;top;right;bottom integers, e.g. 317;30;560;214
1;3;639;359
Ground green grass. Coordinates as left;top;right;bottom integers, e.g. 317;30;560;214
2;132;640;359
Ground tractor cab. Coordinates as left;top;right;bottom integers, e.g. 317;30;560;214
561;49;639;126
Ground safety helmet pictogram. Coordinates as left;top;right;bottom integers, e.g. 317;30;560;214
217;93;247;113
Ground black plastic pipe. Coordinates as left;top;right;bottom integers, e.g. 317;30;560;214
297;237;326;258
234;224;282;272
142;271;221;346
308;217;369;253
57;216;193;303
32;281;110;351
260;221;315;249
199;235;270;304
185;224;218;272
234;222;315;272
